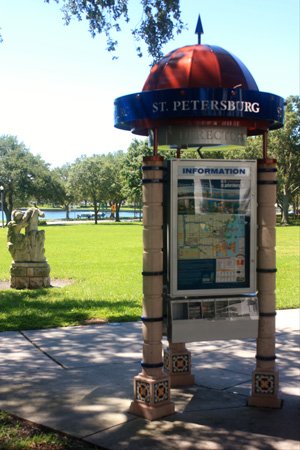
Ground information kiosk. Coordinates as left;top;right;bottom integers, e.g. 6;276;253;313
114;16;284;418
164;159;258;342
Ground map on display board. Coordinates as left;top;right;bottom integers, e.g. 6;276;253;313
176;178;251;291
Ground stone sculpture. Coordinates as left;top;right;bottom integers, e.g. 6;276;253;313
7;204;50;289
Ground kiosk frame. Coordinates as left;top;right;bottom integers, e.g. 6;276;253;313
166;159;257;298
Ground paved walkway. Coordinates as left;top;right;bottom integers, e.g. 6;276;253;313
0;310;299;449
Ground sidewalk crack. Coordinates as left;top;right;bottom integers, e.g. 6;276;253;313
82;416;138;438
19;330;67;369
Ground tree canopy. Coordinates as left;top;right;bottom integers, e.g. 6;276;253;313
67;152;127;223
45;0;184;61
0;135;59;223
121;139;151;208
268;95;300;224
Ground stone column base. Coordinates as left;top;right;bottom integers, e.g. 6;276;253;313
129;373;175;420
164;344;195;387
10;262;51;289
248;369;282;408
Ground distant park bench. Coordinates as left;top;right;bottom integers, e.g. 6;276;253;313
77;213;107;220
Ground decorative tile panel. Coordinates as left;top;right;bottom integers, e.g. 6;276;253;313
172;354;190;373
135;380;151;403
254;373;275;395
154;380;169;403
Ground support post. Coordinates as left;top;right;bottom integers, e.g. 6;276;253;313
248;158;282;408
164;342;195;387
129;155;175;420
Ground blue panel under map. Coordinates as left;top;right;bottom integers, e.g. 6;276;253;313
178;256;250;290
178;259;216;290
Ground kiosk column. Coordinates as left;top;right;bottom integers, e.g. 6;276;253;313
248;158;282;408
129;155;175;420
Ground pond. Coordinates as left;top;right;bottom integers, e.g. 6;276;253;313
42;209;142;221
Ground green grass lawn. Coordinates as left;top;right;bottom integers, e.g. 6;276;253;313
276;225;300;309
0;410;100;450
0;223;143;331
0;223;299;332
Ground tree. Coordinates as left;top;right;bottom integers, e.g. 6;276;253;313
68;155;107;224
100;151;127;222
268;96;300;224
68;152;129;223
0;135;58;223
44;0;184;61
121;139;151;218
51;164;76;219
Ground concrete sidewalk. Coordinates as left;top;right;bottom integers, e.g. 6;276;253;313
0;309;299;449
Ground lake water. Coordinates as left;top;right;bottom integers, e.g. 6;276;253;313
43;209;142;221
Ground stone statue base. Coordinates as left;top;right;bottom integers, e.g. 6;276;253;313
10;261;51;289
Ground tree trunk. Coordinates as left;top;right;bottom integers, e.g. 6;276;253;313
2;195;10;224
93;201;98;225
65;204;70;220
292;197;299;218
6;189;14;223
115;202;121;222
281;193;290;225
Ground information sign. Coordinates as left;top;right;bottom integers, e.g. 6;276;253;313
168;160;257;297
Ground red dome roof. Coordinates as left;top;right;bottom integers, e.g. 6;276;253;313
143;45;258;91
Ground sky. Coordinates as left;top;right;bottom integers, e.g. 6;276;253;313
0;0;299;168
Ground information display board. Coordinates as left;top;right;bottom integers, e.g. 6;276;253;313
168;160;257;297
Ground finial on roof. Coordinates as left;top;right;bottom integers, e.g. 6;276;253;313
195;14;204;45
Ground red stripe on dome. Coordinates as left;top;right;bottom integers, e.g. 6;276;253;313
143;45;258;91
208;45;258;90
